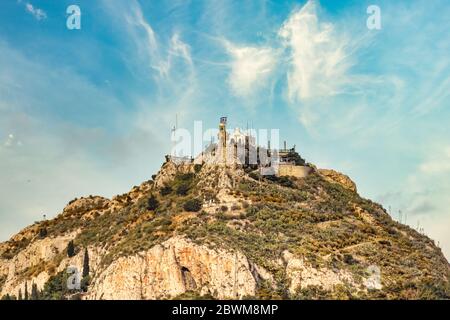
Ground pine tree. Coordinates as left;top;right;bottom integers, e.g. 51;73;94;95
82;248;89;278
81;248;90;292
67;240;75;257
24;282;28;300
31;283;38;300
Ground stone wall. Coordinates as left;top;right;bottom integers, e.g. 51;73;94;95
278;165;312;178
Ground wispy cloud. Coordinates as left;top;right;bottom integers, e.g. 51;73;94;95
224;41;277;97
170;33;193;66
18;1;47;20
278;1;355;101
419;146;450;174
121;1;194;82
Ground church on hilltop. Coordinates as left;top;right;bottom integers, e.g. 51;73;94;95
168;117;312;178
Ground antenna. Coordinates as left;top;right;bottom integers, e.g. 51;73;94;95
171;114;178;157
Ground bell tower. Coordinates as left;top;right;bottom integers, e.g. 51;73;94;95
219;117;227;165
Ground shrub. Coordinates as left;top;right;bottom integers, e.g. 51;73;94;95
278;176;294;188
39;228;48;238
249;172;259;180
41;272;67;300
67;240;75;258
220;205;228;212
343;254;357;265
81;275;90;293
231;204;241;211
176;183;190;196
160;185;172;196
147;195;159;211
179;173;194;181
183;199;202;212
31;283;39;300
0;275;6;291
194;164;202;173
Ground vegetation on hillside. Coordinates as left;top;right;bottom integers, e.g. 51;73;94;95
1;163;448;300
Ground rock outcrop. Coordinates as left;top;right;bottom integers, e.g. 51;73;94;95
88;236;270;300
318;169;357;193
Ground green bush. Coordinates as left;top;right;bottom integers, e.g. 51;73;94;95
41;271;69;300
249;172;259;180
147;195;159;211
183;199;202;212
178;173;194;181
343;254;357;265
160;185;172;196
39;228;48;238
67;240;75;258
176;183;190;196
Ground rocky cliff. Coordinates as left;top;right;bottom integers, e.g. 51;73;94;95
0;160;449;300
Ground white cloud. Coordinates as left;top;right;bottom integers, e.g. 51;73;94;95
170;33;193;66
419;146;450;174
127;3;167;76
221;0;372;109
24;2;47;20
225;41;276;97
123;1;193;81
278;0;354;101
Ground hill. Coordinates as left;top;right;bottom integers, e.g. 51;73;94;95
0;160;449;300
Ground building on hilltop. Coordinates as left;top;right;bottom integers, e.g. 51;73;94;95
170;117;311;177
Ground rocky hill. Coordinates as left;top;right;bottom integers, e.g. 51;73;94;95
0;160;449;300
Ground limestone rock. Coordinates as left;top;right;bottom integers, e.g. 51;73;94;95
318;169;357;193
87;236;268;300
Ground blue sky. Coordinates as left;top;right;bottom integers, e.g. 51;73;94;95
0;0;449;259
